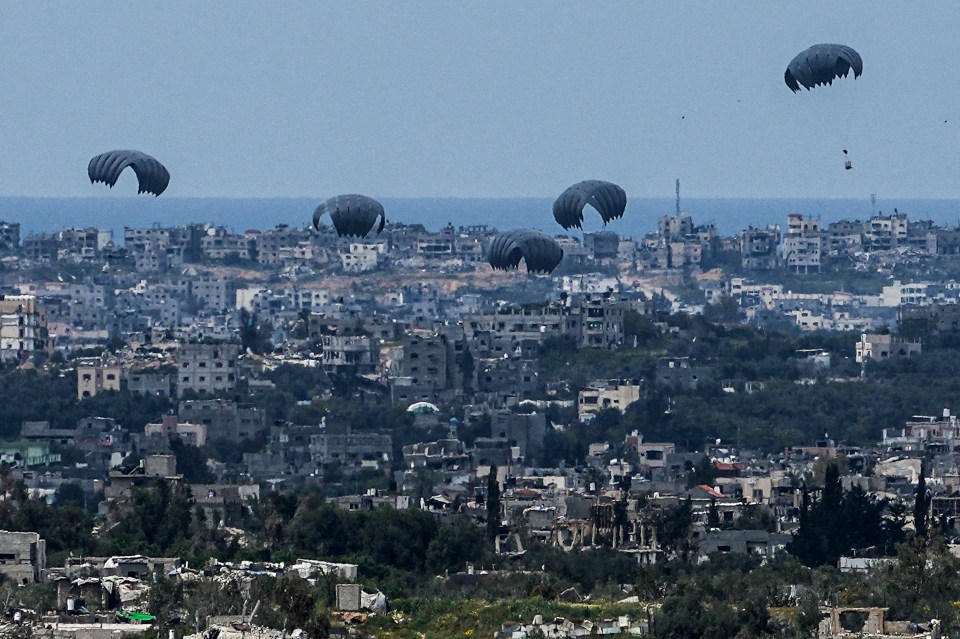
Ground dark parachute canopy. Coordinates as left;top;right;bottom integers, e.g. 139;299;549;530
552;180;627;230
784;44;863;93
488;229;563;274
312;194;386;238
88;150;170;196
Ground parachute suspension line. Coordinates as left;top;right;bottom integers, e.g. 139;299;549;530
784;44;863;175
801;100;851;174
839;83;857;169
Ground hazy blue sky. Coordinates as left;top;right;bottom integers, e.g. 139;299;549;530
2;2;959;199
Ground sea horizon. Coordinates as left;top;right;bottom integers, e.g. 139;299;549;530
5;195;960;242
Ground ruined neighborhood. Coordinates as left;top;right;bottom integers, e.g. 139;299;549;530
0;205;952;638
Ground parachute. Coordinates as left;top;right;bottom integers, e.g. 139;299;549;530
553;180;627;230
488;229;563;274
312;194;386;238
784;44;862;93
88;150;170;196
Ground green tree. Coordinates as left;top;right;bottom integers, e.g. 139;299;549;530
707;497;721;528
703;295;743;324
147;569;181;636
425;519;488;575
789;466;895;567
789;483;826;567
251;574;329;637
795;591;825;637
869;537;960;632
732;503;776;532
654;583;740;639
102;480;197;557
688;456;717;488
659;498;695;561
293;310;311;340
182;577;243;634
913;462;930;541
623;310;661;347
169;438;215;483
486;465;501;543
239;309;273;354
457;344;475;394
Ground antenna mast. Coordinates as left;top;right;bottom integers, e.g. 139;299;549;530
675;179;681;215
870;193;876;216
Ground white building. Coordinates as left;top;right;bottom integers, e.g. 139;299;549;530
341;242;385;272
880;280;929;307
578;380;642;421
0;295;49;362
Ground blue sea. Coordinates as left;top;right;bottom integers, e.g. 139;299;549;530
4;196;960;241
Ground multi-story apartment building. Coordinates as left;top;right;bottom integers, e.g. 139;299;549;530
464;296;625;350
124;227;176;272
309;427;392;471
178;399;266;441
278;242;317;264
321;334;378;376
880;280;929;307
68;283;110;328
864;213;908;250
0;222;20;253
341;242;386;272
127;368;173;397
490;410;546;461
124;226;172;248
824;220;863;253
22;234;59;261
282;287;331;313
200;228;254;261
576;297;625;349
578;379;642;421
0;531;46;584
177;273;228;311
176;342;241;397
399;330;453;390
77;363;122;399
905;219;934;253
476;357;538;396
782;233;821;273
583;232;620;261
0;295;49;362
58;227;111;261
249;225;314;266
855;333;922;363
782;214;821;273
931;228;960;255
659;213;694;240
786;213;820;236
740;227;781;270
464;306;577;344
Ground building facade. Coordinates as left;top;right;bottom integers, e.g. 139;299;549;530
176;342;241;397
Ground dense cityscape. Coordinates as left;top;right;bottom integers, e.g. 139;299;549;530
6;2;960;638
0;203;952;637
